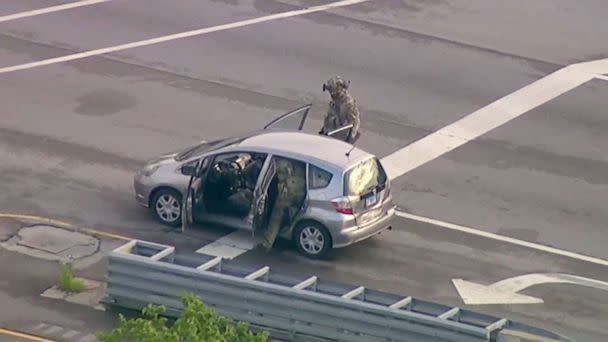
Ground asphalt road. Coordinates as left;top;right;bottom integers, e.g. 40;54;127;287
0;246;117;342
0;0;607;341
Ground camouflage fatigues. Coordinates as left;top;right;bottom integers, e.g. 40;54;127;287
320;76;361;142
261;158;306;250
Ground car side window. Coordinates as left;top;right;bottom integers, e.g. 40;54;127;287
308;164;332;189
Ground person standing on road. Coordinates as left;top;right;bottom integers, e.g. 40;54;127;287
261;158;306;250
319;76;361;143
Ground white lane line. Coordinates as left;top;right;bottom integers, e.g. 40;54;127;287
0;0;112;24
381;62;601;180
196;230;256;259
395;210;608;267
595;74;608;81
381;58;608;265
0;0;370;74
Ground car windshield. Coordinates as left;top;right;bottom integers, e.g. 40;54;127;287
344;157;387;196
175;137;245;161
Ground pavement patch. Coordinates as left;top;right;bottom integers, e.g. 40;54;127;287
18;225;97;254
0;218;21;242
0;224;98;263
195;230;256;259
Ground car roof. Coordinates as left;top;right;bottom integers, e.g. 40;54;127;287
222;130;373;172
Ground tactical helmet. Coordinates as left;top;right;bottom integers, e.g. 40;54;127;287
323;76;350;93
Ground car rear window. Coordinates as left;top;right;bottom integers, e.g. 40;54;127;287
344;157;387;196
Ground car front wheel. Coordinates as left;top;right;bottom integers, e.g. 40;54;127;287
152;188;182;226
294;222;332;259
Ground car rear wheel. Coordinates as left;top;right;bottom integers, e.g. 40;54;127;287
152;188;182;226
294;222;332;259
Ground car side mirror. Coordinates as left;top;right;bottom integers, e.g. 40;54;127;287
181;164;197;176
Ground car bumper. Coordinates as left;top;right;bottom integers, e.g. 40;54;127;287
332;206;396;248
133;174;151;208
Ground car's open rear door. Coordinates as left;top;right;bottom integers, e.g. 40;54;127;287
263;104;311;130
326;124;353;143
250;157;277;238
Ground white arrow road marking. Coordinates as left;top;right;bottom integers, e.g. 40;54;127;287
452;273;608;305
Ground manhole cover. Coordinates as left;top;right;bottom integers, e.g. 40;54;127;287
16;225;97;254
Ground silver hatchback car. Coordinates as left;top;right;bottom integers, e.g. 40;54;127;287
133;104;395;258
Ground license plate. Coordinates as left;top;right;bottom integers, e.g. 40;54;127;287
364;192;378;208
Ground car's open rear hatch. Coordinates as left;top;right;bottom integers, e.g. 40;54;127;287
343;157;390;226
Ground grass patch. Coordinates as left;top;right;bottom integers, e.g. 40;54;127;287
58;263;85;293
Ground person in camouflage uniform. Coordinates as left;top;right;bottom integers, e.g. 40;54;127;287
319;76;361;143
261;157;306;250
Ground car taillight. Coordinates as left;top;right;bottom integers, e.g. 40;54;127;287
331;197;353;215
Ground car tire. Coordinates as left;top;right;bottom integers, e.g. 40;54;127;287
294;221;332;259
151;188;182;227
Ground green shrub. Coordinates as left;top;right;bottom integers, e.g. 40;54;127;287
98;293;269;342
58;262;85;293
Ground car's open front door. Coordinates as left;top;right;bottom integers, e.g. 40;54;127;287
249;156;277;238
263;104;311;130
180;157;210;232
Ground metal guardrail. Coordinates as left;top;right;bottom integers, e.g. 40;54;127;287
101;240;572;342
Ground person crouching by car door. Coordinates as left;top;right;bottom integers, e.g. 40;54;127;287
261;157;306;251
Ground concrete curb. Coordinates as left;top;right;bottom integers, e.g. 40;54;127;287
0;213;131;242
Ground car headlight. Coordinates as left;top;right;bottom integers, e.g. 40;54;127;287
140;164;161;177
